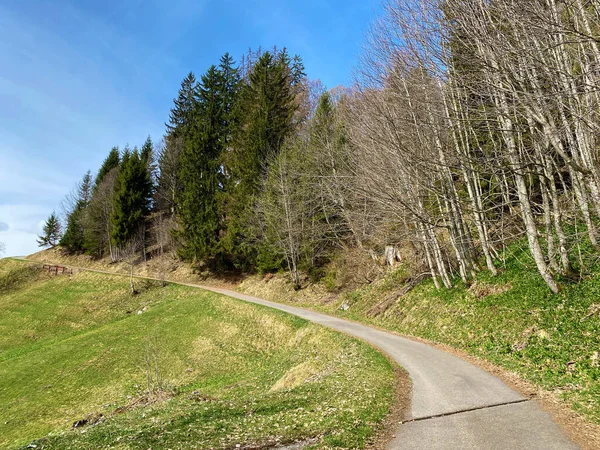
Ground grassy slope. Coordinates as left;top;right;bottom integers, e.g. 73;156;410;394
240;243;600;426
0;259;396;449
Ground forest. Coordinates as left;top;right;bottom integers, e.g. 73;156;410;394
43;0;600;294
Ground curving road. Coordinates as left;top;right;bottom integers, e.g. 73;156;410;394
16;259;579;449
183;284;579;450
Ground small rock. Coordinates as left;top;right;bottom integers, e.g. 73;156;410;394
137;311;143;315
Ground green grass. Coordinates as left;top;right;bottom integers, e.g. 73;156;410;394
0;259;396;449
241;240;600;425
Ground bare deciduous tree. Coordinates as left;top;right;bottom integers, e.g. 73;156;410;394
334;0;600;293
83;168;118;259
118;229;145;294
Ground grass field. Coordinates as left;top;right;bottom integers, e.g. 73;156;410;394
0;259;396;449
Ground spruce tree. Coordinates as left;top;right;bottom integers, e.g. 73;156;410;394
156;135;183;216
166;72;197;137
218;53;241;136
83;147;120;255
177;65;227;262
140;136;154;170
60;171;93;253
157;74;200;218
216;52;242;211
83;167;119;257
37;212;62;247
223;50;300;267
61;207;85;252
111;149;152;248
79;171;93;204
236;51;296;190
95;147;120;187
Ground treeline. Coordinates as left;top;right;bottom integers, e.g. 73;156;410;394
59;140;153;261
47;0;600;293
53;48;347;287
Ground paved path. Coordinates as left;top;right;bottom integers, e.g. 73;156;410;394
17;258;579;449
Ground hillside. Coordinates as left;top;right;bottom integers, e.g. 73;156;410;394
27;243;600;448
0;259;399;449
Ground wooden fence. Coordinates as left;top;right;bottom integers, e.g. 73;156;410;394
42;264;73;275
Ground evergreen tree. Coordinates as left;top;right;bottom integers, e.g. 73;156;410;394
140;136;154;170
156;135;183;216
219;53;242;134
79;171;93;204
111;149;152;248
82;167;119;257
95;147;120;187
235;51;296;190
140;136;157;209
60;171;93;253
177;64;232;263
37;212;62;247
223;50;300;267
216;52;242;200
157;73;200;218
61;207;84;252
166;72;197;137
83;147;121;255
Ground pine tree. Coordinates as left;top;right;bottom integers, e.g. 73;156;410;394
177;65;228;263
156;135;183;216
95;147;120;187
223;51;299;267
140;136;156;206
111;149;152;249
166;72;197;137
37;212;62;247
82;167;119;257
60;171;93;253
83;147;121;255
157;73;200;218
141;136;156;171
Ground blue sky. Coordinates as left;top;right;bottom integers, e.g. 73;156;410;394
0;0;380;257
